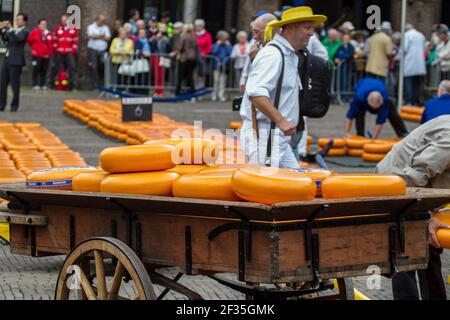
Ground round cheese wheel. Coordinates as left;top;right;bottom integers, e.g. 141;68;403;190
72;171;109;192
200;164;249;174
363;143;394;154
168;165;210;175
362;152;386;162
346;136;373;149
231;167;316;205
146;139;218;165
321;174;406;199
229;121;242;130
347;148;365;157
318;138;346;148
101;172;179;196
435;213;450;249
324;148;347;157
401;106;424;115
100;144;176;173
173;171;242;201
27;166;97;190
400;112;422;122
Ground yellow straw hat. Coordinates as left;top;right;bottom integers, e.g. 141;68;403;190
264;7;327;42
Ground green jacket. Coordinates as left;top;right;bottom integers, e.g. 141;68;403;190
322;37;343;61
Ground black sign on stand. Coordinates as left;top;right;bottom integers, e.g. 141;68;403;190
121;97;153;122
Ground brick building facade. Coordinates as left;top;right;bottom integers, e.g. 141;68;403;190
1;0;448;88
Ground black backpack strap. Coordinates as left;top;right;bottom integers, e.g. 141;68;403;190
265;43;285;165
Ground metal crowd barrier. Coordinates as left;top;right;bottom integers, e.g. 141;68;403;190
103;52;450;102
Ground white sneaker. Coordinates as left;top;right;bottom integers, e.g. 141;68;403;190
212;96;217;102
190;97;197;104
219;97;227;102
41;86;48;91
32;86;41;91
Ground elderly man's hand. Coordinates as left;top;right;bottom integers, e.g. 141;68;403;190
429;217;450;248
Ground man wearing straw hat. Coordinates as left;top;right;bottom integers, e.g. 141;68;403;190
241;7;327;168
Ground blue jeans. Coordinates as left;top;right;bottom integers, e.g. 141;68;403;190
405;76;421;106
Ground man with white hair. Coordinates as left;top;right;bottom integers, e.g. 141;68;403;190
322;28;342;61
345;77;408;139
404;23;427;106
421;80;450;124
194;19;212;89
366;21;393;80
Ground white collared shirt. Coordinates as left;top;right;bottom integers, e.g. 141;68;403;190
241;34;301;125
87;22;111;52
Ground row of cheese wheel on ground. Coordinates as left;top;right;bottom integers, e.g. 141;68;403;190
317;136;402;162
400;106;424;123
26;141;407;204
0;122;87;182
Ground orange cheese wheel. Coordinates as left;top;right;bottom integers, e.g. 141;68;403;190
318;138;346;148
173;171;242;201
346;136;373;149
100;144;176;173
146;139;218;165
0;177;26;184
72;171;109;192
347;148;364;157
363;143;393;154
362;152;386;162
401;106;424;115
435;213;450;249
200;164;250;174
101;172;179;196
27;166;97;190
400;112;422;122
231;167;316;205
321;174;406;199
307;135;313;145
324;148;347;157
168;165;210;175
229;121;242;130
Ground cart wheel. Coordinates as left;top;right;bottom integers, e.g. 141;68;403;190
55;237;156;300
336;278;355;300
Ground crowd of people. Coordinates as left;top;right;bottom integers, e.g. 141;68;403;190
320;20;450;105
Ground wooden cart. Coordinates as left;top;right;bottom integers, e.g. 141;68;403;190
0;184;449;300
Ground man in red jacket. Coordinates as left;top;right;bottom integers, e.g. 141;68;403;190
27;18;53;90
49;14;79;90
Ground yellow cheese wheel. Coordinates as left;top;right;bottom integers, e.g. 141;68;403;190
401;106;424;115
321;174;406;199
229;121;242;130
324;148;347;157
400;112;422;122
72;171;109;192
173;171;242;201
168;165;210;175
363;143;394;154
318;138;346;148
347;148;365;157
362;152;386;162
200;164;250;174
100;144;176;173
101;172;179;196
231;167;316;205
146;139;218;165
27;166;97;190
346;136;373;149
435;213;450;249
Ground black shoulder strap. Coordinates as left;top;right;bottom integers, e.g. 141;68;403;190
265;43;285;164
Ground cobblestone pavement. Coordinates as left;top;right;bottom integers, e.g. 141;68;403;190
0;89;448;300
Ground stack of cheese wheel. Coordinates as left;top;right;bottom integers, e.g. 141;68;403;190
173;170;242;201
346;136;373;157
0;150;26;184
45;150;87;167
400;106;424;123
321;174;406;199
231;166;317;204
19;124;70;153
99;144;179;196
434;212;450;249
27;166;98;190
362;138;401;163
10;150;52;176
318;138;347;157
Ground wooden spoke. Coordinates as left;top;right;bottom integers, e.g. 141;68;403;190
108;261;125;300
73;265;97;300
94;250;107;300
